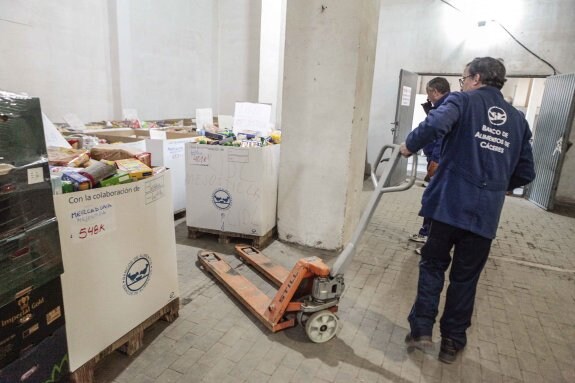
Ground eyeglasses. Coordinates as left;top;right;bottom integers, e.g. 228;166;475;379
459;74;473;86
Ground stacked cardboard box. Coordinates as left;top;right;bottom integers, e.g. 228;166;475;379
0;91;69;382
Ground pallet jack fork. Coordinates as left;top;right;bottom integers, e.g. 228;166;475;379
198;144;417;343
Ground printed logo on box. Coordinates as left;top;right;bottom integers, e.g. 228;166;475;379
212;188;232;210
123;255;152;295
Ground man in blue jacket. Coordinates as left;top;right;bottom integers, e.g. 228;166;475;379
410;77;450;245
399;57;535;364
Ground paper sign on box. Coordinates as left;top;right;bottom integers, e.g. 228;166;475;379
232;102;272;136
217;115;233;131
195;108;213;130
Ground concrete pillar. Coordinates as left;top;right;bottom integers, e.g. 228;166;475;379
277;0;381;250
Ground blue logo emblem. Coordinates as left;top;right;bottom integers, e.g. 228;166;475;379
212;188;232;210
123;255;152;295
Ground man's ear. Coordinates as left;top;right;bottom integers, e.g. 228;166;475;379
473;73;481;84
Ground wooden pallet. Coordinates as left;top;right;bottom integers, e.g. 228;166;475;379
70;298;180;383
187;226;276;249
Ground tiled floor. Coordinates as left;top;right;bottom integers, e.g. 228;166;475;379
95;180;575;383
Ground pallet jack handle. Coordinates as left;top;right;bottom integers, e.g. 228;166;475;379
330;144;417;277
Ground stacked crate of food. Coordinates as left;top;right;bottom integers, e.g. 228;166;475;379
0;91;68;382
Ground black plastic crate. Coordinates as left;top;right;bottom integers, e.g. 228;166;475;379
0;219;63;308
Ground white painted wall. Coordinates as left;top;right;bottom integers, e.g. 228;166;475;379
116;0;214;120
0;1;114;122
0;0;261;122
368;0;575;162
258;0;286;128
216;0;261;115
526;78;546;133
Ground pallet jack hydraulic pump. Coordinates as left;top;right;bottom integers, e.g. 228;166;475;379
198;144;417;343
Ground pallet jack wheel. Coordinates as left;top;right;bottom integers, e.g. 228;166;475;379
305;310;339;343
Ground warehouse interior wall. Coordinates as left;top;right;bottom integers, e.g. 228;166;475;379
0;0;261;122
368;0;575;165
258;0;286;128
0;1;115;123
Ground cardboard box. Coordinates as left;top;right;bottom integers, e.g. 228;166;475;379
0;277;65;369
64;130;147;152
185;144;280;236
73;129;199;213
99;171;132;187
53;171;179;371
146;137;198;213
78;128;197;142
115;159;153;181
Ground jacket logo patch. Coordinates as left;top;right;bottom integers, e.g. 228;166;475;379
488;106;507;126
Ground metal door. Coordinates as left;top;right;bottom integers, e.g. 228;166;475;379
389;69;418;186
526;73;575;210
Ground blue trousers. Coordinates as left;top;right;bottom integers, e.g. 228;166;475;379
408;219;491;349
418;217;431;236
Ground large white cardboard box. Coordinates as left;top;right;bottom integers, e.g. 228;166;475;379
146;137;198;213
185;144;280;236
54;170;179;372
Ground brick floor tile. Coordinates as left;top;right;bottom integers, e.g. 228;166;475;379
495;337;517;358
170;347;205;374
241;369;270;383
155;368;183;383
499;354;522;380
478;340;499;362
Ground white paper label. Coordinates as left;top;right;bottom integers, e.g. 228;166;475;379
401;86;412;106
27;167;44;184
196;108;214;130
218;115;233;131
233;102;272;136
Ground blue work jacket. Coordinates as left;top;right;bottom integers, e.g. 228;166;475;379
405;86;535;239
422;93;449;164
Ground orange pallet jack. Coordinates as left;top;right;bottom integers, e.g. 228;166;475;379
198;144;417;343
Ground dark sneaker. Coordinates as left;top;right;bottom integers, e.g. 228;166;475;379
438;337;461;364
409;234;427;243
404;333;433;352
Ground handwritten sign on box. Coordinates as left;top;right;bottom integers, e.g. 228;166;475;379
145;175;165;205
189;147;209;166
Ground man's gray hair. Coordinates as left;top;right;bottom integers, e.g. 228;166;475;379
466;57;507;89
